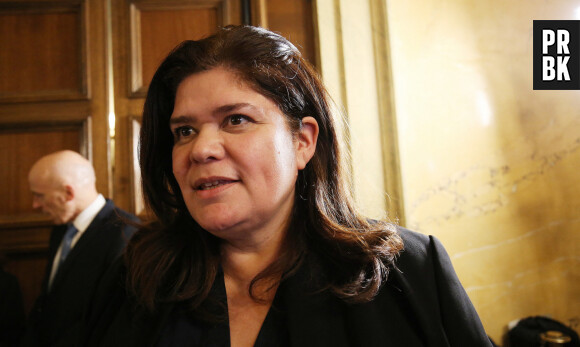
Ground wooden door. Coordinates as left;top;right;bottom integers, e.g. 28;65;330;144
0;0;109;315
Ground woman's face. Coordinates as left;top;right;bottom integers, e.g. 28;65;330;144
170;67;317;242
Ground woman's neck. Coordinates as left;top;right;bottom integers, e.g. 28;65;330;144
220;228;285;347
220;228;285;285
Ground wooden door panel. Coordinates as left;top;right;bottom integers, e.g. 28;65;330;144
0;3;87;102
137;7;218;94
264;0;316;65
249;0;317;67
128;0;240;97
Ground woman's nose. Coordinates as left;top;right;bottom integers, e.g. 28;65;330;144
188;127;225;163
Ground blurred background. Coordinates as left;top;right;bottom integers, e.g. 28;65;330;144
0;0;578;344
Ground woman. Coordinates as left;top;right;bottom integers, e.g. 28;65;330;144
87;25;492;346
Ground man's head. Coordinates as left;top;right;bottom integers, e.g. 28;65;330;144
28;150;98;225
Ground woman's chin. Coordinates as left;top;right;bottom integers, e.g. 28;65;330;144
194;213;244;237
189;203;238;229
201;221;237;234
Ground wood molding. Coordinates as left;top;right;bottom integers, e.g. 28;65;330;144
250;0;267;27
0;213;51;230
0;214;52;255
0;117;91;155
369;0;405;224
129;117;145;216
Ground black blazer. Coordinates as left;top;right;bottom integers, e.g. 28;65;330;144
0;268;26;346
86;228;492;347
22;200;138;347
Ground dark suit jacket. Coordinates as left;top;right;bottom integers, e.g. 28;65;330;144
86;228;492;347
0;268;25;347
22;199;138;347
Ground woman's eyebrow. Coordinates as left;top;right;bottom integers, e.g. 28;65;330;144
213;103;255;115
169;115;195;126
169;103;258;125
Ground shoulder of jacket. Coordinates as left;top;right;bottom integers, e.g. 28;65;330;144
392;226;444;277
396;227;432;256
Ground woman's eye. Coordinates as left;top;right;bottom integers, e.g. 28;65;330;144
227;115;250;126
174;126;195;140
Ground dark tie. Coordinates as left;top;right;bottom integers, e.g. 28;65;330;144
59;224;78;266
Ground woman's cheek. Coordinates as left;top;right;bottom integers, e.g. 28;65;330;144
172;148;188;179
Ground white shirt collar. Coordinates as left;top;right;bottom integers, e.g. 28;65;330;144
49;194;107;289
71;194;106;234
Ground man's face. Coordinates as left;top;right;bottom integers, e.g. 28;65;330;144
29;179;74;225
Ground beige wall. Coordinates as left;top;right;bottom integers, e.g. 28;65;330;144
386;0;580;342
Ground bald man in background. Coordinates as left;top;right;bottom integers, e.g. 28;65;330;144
22;150;138;347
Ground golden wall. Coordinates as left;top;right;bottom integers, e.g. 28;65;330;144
385;0;580;342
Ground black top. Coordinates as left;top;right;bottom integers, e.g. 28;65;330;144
85;228;493;347
157;268;289;347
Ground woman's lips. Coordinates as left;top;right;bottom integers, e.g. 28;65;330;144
193;176;239;189
197;179;236;190
191;177;240;197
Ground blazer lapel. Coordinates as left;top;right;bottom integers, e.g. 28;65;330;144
49;202;115;291
389;257;451;347
69;200;115;258
279;259;439;347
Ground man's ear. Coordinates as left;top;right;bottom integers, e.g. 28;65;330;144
295;116;319;170
63;185;75;202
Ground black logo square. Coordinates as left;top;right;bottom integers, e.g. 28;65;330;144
533;20;580;90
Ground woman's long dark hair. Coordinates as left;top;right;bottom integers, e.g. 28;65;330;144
127;25;403;313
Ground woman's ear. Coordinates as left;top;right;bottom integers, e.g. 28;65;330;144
295;116;319;170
